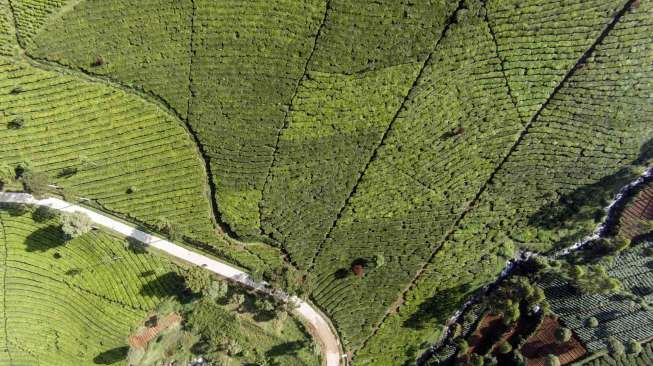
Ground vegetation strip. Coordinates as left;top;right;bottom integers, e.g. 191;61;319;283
305;0;467;272
361;0;638;353
0;192;344;366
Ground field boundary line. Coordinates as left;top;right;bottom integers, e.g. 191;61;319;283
355;0;637;355
258;0;332;239
304;0;467;273
0;193;345;366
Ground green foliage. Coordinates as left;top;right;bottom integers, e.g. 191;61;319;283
627;339;642;355
586;317;599;328
183;265;213;295
0;162;13;185
470;353;485;366
563;263;621;295
497;342;512;354
60;211;92;239
545;354;561;366
32;205;58;222
5;0;653;365
554;327;572;344
456;338;469;354
22;171;49;198
0;210;183;365
608;337;626;356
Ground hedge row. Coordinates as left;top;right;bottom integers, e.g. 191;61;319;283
0;58;217;241
10;0;66;48
29;0;194;118
311;3;523;354
0;210;181;364
307;0;458;74
487;0;627;120
358;1;653;364
187;0;326;237
260;64;420;267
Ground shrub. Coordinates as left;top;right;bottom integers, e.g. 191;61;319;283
586;316;599;328
91;56;104;67
627;339;642;355
455;338;469;354
8;116;25;129
58;167;78;178
60;211;92;239
608;336;625;356
156;217;182;241
544;354;560;366
10;86;24;94
469;353;484;366
497;342;512;354
183;266;212;295
32;206;59;222
22;171;49;199
351;264;365;277
554;327;572;344
0;163;13;187
374;253;385;268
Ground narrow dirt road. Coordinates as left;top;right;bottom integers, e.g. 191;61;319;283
0;192;343;366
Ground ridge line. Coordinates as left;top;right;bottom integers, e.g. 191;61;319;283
355;0;637;355
258;0;332;239
305;0;468;273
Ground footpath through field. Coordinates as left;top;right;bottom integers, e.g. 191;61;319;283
0;192;343;366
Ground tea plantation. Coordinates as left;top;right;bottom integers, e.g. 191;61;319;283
0;206;318;365
1;0;653;365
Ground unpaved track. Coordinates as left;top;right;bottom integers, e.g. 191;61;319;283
0;192;343;366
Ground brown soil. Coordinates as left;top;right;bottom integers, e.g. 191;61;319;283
521;316;586;366
617;183;653;240
128;312;182;350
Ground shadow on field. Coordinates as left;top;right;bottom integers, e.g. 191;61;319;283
527;139;653;248
140;271;186;299
24;225;66;252
403;284;472;329
266;340;306;357
93;346;128;364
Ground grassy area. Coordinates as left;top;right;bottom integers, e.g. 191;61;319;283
0;206;319;365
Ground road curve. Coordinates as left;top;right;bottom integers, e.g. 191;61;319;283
0;192;343;366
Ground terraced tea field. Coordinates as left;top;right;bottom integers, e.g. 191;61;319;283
1;0;653;365
0;206;320;366
0;207;180;364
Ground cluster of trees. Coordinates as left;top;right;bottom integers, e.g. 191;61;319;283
560;263;621;295
486;276;548;325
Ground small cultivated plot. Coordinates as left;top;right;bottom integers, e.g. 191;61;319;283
538;241;653;353
0;206;318;366
578;340;653;366
614;181;653;240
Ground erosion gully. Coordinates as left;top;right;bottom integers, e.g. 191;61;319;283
417;165;653;366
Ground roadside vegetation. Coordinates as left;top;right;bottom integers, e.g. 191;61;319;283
0;206;318;366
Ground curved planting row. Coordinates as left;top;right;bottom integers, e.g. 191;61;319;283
358;1;653;364
310;3;524;353
0;209;185;365
9;0;67;48
27;0;194;118
0;58;216;241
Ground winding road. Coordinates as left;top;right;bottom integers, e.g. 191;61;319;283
0;192;344;366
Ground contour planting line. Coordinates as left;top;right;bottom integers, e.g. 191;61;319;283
355;0;637;354
7;1;237;239
0;214;12;363
0;192;345;366
258;0;332;237
482;0;522;124
304;0;468;272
